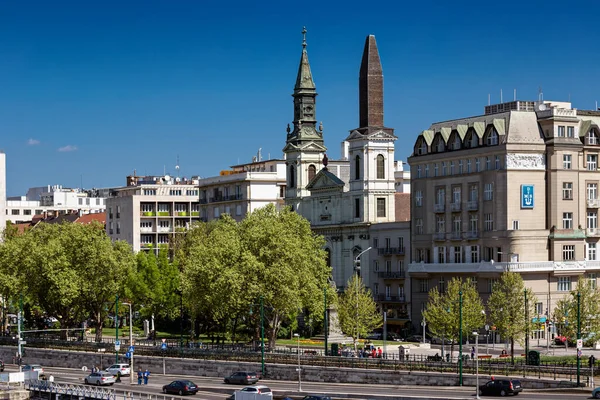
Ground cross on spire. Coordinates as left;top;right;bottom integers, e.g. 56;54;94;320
302;26;307;48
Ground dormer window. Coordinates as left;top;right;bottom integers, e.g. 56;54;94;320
436;138;445;153
464;130;478;148
450;133;461;150
587;130;599;145
415;138;428;156
486;129;499;146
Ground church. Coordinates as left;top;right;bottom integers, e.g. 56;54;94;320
282;31;412;331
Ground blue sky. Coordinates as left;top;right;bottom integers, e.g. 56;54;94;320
1;0;600;196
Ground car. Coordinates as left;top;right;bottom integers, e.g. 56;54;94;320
554;335;569;345
22;364;44;373
478;379;522;396
162;380;199;395
431;337;455;345
301;396;332;400
226;385;273;400
406;335;430;344
0;360;4;372
224;371;259;385
105;363;130;377
84;371;116;386
592;386;600;399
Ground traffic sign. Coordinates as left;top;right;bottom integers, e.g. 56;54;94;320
161;338;166;343
161;343;167;350
578;349;582;358
577;339;583;350
115;340;121;351
485;324;490;331
125;352;131;358
115;340;121;346
128;346;135;353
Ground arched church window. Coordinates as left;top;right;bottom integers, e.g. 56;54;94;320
289;165;296;188
377;154;385;179
354;155;361;180
308;164;316;182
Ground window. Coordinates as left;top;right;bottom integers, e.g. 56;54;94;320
159;220;170;228
213;207;220;218
452;186;461;205
495;156;500;170
116;206;121;218
289;165;296;188
558;276;572;291
308;164;316;182
476;158;481;172
415;191;423;207
458;160;464;174
236;205;242;216
397;237;404;250
385;260;392;273
425;164;429;177
376;198;386;217
562;182;573;200
141;203;154;213
451;134;461;150
588;130;599;145
442;162;447;176
588;154;597;171
116;222;121;235
469;213;478;233
78;198;83;205
558;126;565;137
354;198;360;218
373;238;379;249
157;203;169;213
169;189;182;196
535;302;543;315
486;129;499;145
419;279;429;293
417;166;422;178
588;243;597;261
588;273;597;289
471;246;480;262
437;246;446;263
567;126;575;138
434;163;439;177
23;209;31;215
563;154;572;169
11;209;19;215
587;212;597;229
373;260;379;272
450;161;455;175
484;213;493;231
467;159;472;173
484;183;493;201
415;218;423;234
487;278;497;293
469;184;478;202
452;215;461;233
454;246;462;263
562;212;573;229
587;183;597;200
562;245;575;261
140;220;152;228
513;220;520;230
436;216;445;233
438;277;445;292
109;207;113;219
485;156;491;170
436;187;445;207
374;283;379;295
416;139;427;155
376;154;385;179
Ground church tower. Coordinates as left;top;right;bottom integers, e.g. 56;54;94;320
283;27;327;212
346;35;397;223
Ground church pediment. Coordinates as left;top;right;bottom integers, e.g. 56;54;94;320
345;130;364;140
282;141;327;153
306;168;345;191
368;130;397;140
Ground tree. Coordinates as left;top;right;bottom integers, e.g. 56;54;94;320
553;276;600;345
487;271;537;362
337;274;382;350
423;277;485;356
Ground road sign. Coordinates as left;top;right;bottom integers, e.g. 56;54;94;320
115;340;121;346
161;338;166;343
125;352;131;358
485;324;490;331
161;343;167;350
19;340;27;345
115;340;121;352
128;346;135;353
577;339;583;350
578;349;582;358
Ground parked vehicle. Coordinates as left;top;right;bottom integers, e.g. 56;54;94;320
478;379;522;396
554;335;568;345
226;385;273;400
105;363;130;377
0;360;4;372
22;364;44;373
302;396;332;400
406;335;430;343
84;372;116;386
224;371;259;385
162;380;199;395
592;385;600;399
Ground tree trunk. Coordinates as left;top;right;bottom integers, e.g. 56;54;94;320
94;311;104;343
510;337;515;365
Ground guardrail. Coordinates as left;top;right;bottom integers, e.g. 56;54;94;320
26;380;116;400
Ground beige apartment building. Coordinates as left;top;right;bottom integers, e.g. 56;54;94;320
408;99;600;337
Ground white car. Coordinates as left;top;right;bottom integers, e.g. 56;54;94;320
239;385;273;397
105;363;130;377
85;372;116;386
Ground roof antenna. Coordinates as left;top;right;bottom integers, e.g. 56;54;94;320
538;86;543;102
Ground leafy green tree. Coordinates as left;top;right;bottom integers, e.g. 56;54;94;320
423;277;485;356
553;275;600;345
487;271;537;362
337;274;382;350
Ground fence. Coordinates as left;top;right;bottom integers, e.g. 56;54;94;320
26;380;179;400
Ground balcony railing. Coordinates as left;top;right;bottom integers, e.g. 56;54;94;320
140;227;153;233
377;271;406;279
587;198;600;208
199;198;208;204
174;211;190;216
450;202;461;212
434;204;445;213
587;228;600;237
140;211;156;216
467;200;478;210
377;247;405;256
448;231;462;240
433;232;446;241
463;230;478;239
375;295;406;303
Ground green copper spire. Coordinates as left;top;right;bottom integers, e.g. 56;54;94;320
295;27;316;91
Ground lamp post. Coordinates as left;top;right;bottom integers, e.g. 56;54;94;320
353;246;372;352
459;290;463;386
482;310;488;355
577;291;581;387
294;333;302;392
250;296;265;377
473;331;480;399
122;302;134;384
524;289;529;365
115;294;119;363
324;287;328;356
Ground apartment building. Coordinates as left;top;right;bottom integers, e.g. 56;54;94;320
408;99;600;335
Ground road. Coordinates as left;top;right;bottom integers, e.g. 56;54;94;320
5;365;596;400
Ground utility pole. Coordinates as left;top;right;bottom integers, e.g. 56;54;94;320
524;289;529;364
17;295;23;372
459;290;463;386
324;288;328;356
577;292;581;387
115;294;119;363
260;295;265;377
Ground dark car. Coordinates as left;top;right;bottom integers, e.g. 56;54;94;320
162;380;199;395
406;335;430;344
224;371;259;385
302;396;332;400
479;379;522;396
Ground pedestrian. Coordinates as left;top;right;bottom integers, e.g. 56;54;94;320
143;369;150;385
137;368;143;385
471;346;475;360
371;347;376;358
377;347;382;358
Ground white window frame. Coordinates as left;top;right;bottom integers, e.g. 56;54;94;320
562;245;575;261
558;276;572;291
562;212;573;229
563;154;572;169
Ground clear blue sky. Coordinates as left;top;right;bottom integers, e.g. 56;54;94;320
2;0;600;196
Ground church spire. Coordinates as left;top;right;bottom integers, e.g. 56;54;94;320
294;27;316;91
359;35;384;129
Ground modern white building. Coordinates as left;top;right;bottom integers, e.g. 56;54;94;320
6;185;107;224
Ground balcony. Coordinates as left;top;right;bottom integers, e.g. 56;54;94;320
450;202;461;212
157;227;171;233
467;200;478;211
156;211;171;217
377;271;406;279
199;198;208;204
140;227;153;233
587;198;600;208
434;203;445;213
377;247;405;256
375;295;406;303
448;231;462;240
433;232;446;241
140;211;156;217
174;211;190;217
463;230;479;239
587;228;600;237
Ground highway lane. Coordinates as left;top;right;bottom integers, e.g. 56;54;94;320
5;365;595;400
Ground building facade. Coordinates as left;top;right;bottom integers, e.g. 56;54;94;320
408;99;600;335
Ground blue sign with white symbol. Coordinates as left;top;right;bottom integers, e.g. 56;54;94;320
521;185;534;209
125;352;131;358
115;340;121;346
128;346;135;353
161;343;167;350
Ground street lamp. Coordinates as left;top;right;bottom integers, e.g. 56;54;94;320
459;290;463;386
250;296;265;377
353;246;372;352
473;331;480;399
122;302;134;385
577;291;581;387
293;333;302;392
524;289;529;365
482;310;489;355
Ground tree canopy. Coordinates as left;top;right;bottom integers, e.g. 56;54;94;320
553;275;600;344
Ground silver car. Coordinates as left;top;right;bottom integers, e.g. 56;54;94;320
85;372;116;386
